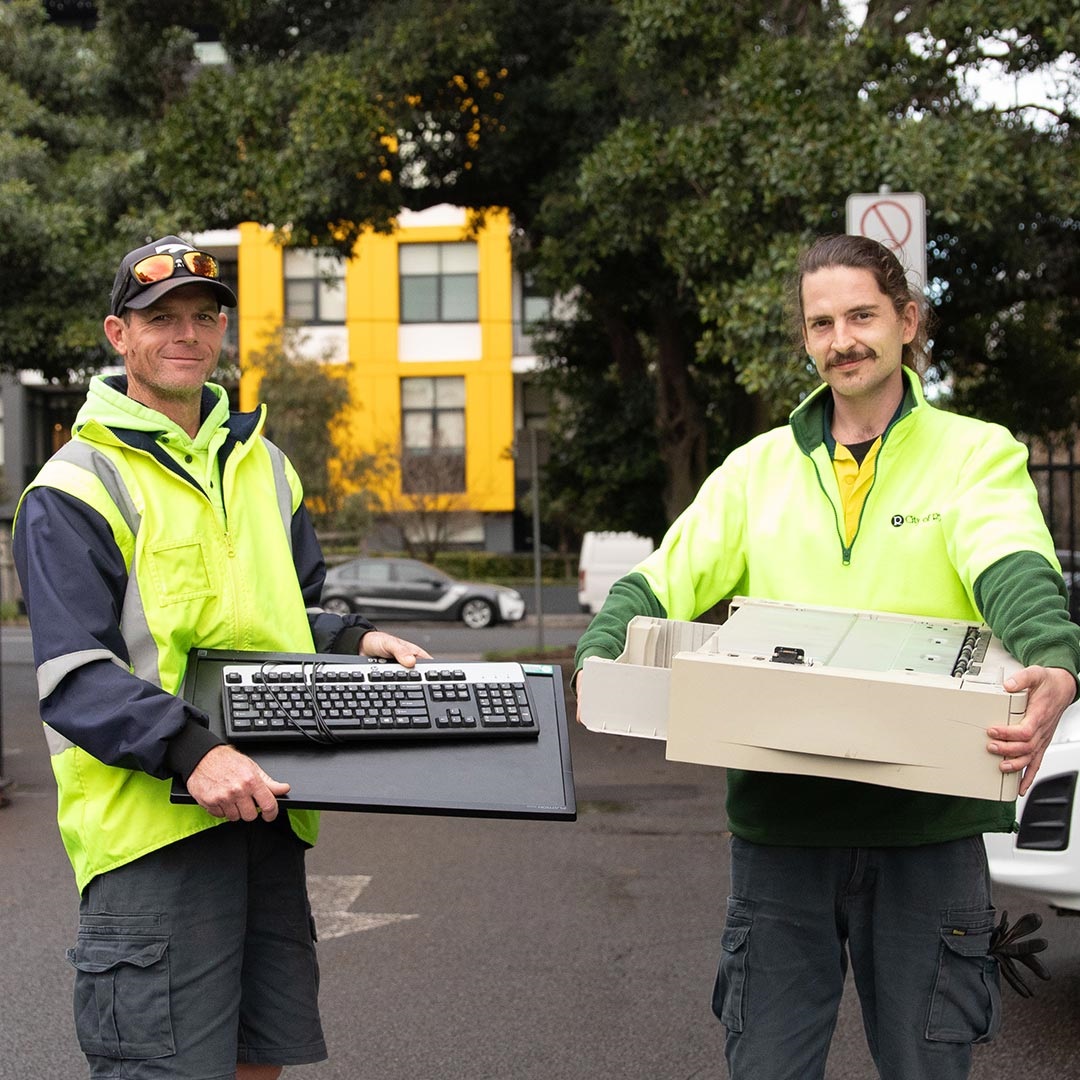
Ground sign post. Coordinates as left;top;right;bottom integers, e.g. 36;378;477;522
846;190;926;291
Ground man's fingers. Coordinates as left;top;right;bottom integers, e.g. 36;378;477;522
360;631;432;666
250;773;291;821
187;746;290;821
1018;748;1050;797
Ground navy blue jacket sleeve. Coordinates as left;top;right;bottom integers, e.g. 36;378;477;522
13;486;219;780
290;500;376;653
16;486;380;782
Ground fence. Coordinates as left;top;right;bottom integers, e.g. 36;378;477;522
1025;438;1080;623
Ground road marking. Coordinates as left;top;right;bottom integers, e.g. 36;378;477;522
307;873;419;939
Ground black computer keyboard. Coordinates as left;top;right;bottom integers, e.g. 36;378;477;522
221;659;539;744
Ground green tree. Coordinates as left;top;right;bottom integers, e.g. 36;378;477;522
534;308;677;541
248;326;383;534
0;1;117;377
538;0;1079;519
377;441;471;563
89;0;1080;533
0;1;203;379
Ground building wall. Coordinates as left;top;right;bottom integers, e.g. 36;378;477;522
235;208;519;549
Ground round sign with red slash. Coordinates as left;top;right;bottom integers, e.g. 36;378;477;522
846;191;926;288
859;199;912;251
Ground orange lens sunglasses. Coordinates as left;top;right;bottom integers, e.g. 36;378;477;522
131;250;221;285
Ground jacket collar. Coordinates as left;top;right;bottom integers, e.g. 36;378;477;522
789;366;925;455
79;374;263;446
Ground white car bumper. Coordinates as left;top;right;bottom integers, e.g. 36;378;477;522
986;703;1080;912
497;590;526;622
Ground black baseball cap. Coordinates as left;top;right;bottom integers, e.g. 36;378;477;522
109;235;238;317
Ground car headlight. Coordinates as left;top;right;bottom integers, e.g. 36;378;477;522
496;589;525;619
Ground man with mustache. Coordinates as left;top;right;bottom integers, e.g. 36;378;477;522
574;233;1080;1079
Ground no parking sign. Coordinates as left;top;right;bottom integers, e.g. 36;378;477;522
845;191;926;290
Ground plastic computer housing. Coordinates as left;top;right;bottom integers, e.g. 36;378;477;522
580;597;1027;801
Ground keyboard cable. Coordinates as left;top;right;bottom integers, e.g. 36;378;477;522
256;660;342;746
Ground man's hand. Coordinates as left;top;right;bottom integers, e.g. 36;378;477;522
359;631;432;667
186;744;291;822
987;666;1077;796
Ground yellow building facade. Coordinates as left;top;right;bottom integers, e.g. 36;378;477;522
231;206;528;550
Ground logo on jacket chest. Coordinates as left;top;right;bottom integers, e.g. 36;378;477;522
891;511;941;528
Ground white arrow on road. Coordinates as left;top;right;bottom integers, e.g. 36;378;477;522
308;874;420;940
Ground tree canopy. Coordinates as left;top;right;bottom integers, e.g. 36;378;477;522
6;0;1079;534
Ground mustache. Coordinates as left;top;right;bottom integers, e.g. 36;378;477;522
826;348;876;368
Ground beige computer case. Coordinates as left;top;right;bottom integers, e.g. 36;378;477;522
580;599;1027;801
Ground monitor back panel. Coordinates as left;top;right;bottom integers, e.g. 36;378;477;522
171;649;576;820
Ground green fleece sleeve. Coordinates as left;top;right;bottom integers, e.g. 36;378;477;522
573;572;667;682
974;550;1080;688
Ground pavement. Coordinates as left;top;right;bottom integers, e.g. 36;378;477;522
12;614;1080;1080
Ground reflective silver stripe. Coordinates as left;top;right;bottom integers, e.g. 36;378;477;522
263;439;295;553
51;440;142;537
43;444;161;686
37;648;128;700
121;568;161;685
43;724;76;755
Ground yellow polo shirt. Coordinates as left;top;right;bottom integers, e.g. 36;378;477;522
834;438;882;544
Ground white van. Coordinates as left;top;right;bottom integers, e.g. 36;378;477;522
577;531;655;614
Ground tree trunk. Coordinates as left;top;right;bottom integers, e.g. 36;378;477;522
598;304;709;526
652;304;709;522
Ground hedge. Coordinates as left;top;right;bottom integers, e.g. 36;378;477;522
323;547;578;584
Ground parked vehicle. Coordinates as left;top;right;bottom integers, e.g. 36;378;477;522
985;699;1080;913
577;531;655;614
321;557;525;629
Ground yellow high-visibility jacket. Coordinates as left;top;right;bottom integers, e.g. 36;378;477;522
577;369;1080;846
14;376;368;891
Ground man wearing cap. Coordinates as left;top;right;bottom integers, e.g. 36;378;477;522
14;235;429;1079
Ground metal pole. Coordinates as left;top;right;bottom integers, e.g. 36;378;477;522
530;426;544;652
0;548;9;808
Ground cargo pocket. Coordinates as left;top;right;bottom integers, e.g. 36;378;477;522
67;916;175;1060
925;909;1001;1045
711;899;753;1032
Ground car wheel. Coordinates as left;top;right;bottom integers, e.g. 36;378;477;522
460;598;495;629
323;597;352;616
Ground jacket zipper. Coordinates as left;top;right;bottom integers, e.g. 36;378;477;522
807;444;885;567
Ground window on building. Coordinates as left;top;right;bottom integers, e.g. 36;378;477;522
513;270;553;355
399;242;478;324
215;255;239;356
522;378;549;428
284;249;346;323
401;376;466;493
521;272;552;329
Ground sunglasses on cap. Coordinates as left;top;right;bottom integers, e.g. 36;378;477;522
130;250;222;286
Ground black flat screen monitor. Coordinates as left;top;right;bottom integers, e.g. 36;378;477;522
170;649;576;821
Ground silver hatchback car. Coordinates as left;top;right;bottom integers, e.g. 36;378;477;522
320;557;526;630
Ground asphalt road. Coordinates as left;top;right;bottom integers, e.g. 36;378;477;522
3;623;1080;1079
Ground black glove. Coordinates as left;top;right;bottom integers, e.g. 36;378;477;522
989;909;1051;998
